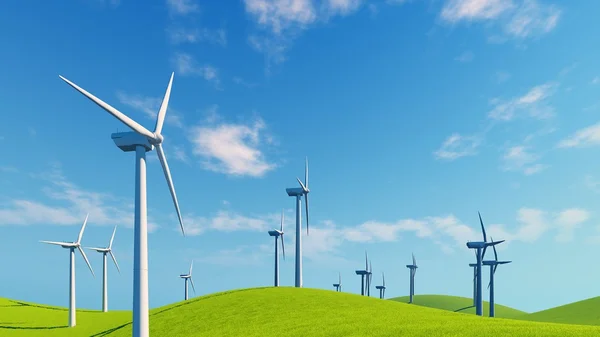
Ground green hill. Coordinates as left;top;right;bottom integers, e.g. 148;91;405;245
2;288;600;336
522;296;600;326
389;294;527;318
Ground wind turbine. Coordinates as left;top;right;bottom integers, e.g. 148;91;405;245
355;251;369;296
375;272;386;299
86;225;120;312
405;253;418;304
366;260;373;296
466;212;505;316
268;210;285;287
333;272;341;292
483;237;511;317
179;261;196;301
40;214;95;327
285;157;310;288
59;72;185;337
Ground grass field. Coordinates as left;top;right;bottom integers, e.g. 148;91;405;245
389;294;527;318
2;288;600;336
521;296;600;326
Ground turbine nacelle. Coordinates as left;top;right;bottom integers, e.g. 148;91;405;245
112;132;153;152
286;187;305;197
268;230;283;237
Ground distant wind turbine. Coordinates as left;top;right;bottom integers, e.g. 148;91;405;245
333;272;342;292
366;260;373;296
59;72;185;337
40;214;95;327
268;210;286;287
375;272;386;299
466;212;505;316
86;225;120;312
179;261;196;301
406;253;418;304
285;157;310;288
483;237;511;317
355;251;369;296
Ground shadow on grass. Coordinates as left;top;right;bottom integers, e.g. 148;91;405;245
90;322;131;337
0;325;68;330
454;306;475;313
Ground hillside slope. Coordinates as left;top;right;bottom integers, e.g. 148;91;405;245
389;294;527;318
523;296;600;326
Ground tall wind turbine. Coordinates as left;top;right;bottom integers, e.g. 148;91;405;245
40;214;95;327
59;72;185;337
375;272;386;299
466;212;504;316
406;253;418;303
268;210;285;287
86;225;120;312
483;237;511;317
355;251;369;296
179;261;196;301
333;272;342;292
285;157;310;288
366;260;373;296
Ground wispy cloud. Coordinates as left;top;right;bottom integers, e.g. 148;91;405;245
494;71;511;83
557;122;600;148
166;0;199;16
116;92;183;128
554;208;590;242
433;133;481;161
440;0;561;40
187;112;277;177
171;52;220;87
501;145;547;175
455;50;474;62
166;27;227;46
232;77;258;88
487;82;558;121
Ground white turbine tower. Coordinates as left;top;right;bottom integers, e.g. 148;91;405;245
268;210;285;287
179;261;196;301
285;158;310;288
40;214;95;327
59;72;185;337
86;225;120;312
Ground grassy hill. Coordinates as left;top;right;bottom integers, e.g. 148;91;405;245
389;294;527;318
523;297;600;326
2;288;600;336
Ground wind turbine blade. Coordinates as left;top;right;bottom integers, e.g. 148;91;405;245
39;240;70;246
155;144;185;236
77;246;95;277
109;225;117;249
493;264;498;275
59;76;155;140
304;194;309;235
85;247;105;251
153;72;174;135
280;209;284;232
382;272;385;287
492;237;498;262
109;251;121;274
482;246;488;260
305;157;309;188
296;177;308;192
190;277;196;294
412;253;416;266
77;213;89;244
478;211;487;242
487;280;491;289
281;235;285;261
189;260;194;276
365;251;368;270
338;272;341;285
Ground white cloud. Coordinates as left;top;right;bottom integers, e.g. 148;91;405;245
441;0;561;40
557;122;600;148
554;208;590;242
232;77;258;88
455;51;474;62
185;210;276;235
501;145;547;175
171;53;220;87
187;116;276;177
166;27;227;46
196;245;270;266
487;82;558;121
0;164;158;231
116;92;183;128
166;0;199;16
433;133;481;161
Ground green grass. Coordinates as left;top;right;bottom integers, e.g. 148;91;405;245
389;294;527;318
2;288;600;336
522;297;600;326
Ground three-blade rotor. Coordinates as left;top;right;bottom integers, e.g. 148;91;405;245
59;73;185;237
296;157;310;235
86;225;121;273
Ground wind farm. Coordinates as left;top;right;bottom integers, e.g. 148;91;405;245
4;0;600;336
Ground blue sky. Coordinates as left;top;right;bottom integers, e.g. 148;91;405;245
1;0;600;314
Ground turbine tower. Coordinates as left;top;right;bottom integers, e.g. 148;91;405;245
285;157;310;288
333;272;341;292
59;72;185;337
406;253;418;304
355;251;369;296
268;210;286;287
366;260;372;296
40;214;95;327
375;272;386;299
483;237;511;318
86;225;120;312
179;261;196;301
466;212;504;316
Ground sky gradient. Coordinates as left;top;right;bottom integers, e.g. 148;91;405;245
1;0;600;314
